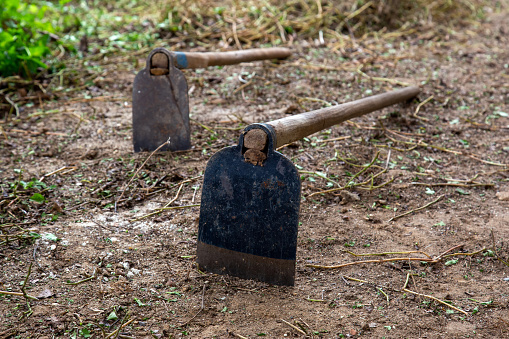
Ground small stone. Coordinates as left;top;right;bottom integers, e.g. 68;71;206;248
350;329;357;336
126;271;135;278
369;323;378;328
130;268;141;275
37;288;54;299
341;190;360;202
496;191;509;201
503;277;509;281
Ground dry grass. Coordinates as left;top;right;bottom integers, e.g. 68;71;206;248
150;0;491;49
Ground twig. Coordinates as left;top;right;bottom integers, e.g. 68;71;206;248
4;95;20;117
232;333;248;339
39;166;77;182
280;319;307;336
0;124;8;140
410;182;494;188
115;137;170;212
233;80;253;94
64;268;97;285
305;298;326;302
159;204;199;211
381;129;508;167
0;328;16;338
294;320;309;335
343;275;367;284
106;317;134;339
349;151;380;183
433;244;464;261
319;136;351;143
413;95;434;121
33;240;45;272
388;195;444;222
342;275;402;293
442;247;485;258
356;68;411;86
299;170;340;187
0;290;38;299
183;283;206;327
490;229;509;267
191;119;218;135
307;257;437;269
308;151;386;197
403;287;468;316
20;263;35;317
129;186;199;223
344;249;432;259
378;287;390;306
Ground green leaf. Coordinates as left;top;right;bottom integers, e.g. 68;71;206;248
483;250;494;257
166;291;181;296
425;187;435;195
134;297;145;306
455;188;470;195
80;328;92;338
107;311;118;321
30;193;45;203
29;232;41;239
43;233;59;242
445;259;458;266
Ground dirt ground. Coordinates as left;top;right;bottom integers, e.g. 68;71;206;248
1;8;509;339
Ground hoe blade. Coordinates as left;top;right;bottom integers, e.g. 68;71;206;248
132;48;190;152
197;125;300;286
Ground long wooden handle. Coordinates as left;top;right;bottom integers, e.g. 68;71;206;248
244;86;420;150
174;47;291;69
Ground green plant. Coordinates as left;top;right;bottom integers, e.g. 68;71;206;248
0;0;77;78
0;0;54;77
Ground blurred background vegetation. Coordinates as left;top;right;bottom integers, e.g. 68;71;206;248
0;0;505;116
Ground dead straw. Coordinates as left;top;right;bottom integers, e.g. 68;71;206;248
115;137;170;212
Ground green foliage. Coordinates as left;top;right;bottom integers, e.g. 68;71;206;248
0;0;51;77
0;0;72;78
29;192;45;203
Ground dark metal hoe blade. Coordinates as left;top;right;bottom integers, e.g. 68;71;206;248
197;124;301;286
132;48;190;152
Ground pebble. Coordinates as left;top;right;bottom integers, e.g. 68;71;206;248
496;191;509;201
503;277;509;281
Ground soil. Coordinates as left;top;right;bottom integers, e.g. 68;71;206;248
1;10;509;339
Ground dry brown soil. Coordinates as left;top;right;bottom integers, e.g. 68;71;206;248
1;10;509;339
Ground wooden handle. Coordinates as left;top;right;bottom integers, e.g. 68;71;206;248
244;86;420;150
182;47;291;68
